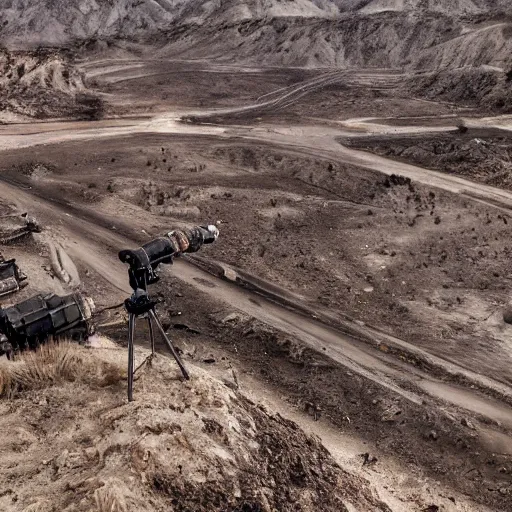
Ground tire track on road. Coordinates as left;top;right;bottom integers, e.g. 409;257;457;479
1;175;511;434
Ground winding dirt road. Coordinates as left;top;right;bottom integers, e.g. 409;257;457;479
1;174;511;450
2;103;512;213
1;68;512;446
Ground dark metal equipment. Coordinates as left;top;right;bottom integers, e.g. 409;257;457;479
0;292;95;359
0;213;42;245
0;257;27;297
119;225;219;401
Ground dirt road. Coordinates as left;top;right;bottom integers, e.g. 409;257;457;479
2;104;512;213
1;174;511;443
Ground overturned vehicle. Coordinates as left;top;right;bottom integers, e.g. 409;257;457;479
0;292;95;358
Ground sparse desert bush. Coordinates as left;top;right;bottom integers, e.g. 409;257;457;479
456;122;468;134
94;479;132;512
76;92;105;120
0;341;124;397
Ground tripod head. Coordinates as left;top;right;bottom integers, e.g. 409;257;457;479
124;288;156;316
118;225;219;400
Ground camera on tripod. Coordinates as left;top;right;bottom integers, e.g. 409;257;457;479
0;224;219;402
119;225;219;291
118;225;219;401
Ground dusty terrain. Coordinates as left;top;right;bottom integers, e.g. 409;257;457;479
0;2;511;512
345;128;512;189
0;342;388;511
1;113;511;510
4;132;512;385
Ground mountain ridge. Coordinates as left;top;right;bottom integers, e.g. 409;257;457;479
0;1;510;71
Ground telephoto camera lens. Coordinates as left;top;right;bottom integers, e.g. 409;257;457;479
166;225;219;253
119;225;219;272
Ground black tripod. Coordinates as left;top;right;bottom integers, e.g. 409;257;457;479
124;270;190;402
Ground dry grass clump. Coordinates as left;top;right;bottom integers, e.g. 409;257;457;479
0;341;124;397
94;479;131;512
22;500;52;512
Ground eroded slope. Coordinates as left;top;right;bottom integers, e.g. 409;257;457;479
0;341;387;511
1;1;511;71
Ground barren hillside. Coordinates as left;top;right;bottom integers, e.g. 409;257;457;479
155;12;511;70
0;48;103;120
0;341;388;512
1;0;510;117
1;1;510;70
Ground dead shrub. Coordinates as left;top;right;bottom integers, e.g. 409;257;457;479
94;481;128;512
94;478;141;512
0;341;124;397
76;93;105;120
22;501;52;512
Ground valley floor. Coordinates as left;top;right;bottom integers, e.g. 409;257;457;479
0;61;511;511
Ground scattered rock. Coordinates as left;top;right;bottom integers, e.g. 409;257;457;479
381;405;402;422
360;453;378;466
84;447;98;460
461;417;476;430
222;312;241;324
222;378;238;391
173;323;201;334
223;268;238;282
428;430;438;441
503;308;512;324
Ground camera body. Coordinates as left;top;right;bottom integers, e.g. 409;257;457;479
119;225;219;291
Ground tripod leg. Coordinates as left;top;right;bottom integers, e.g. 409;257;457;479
147;314;155;355
128;312;136;402
149;309;190;380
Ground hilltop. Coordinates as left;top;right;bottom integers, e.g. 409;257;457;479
0;0;509;70
0;341;388;512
